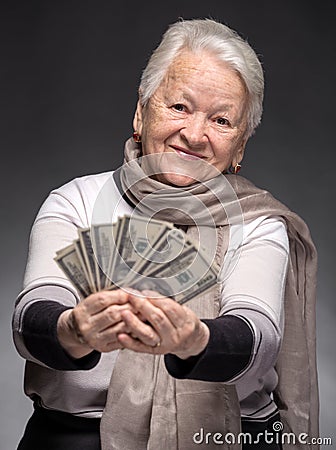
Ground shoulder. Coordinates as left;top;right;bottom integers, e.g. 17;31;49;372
35;171;119;227
52;171;115;199
243;215;289;253
226;174;291;251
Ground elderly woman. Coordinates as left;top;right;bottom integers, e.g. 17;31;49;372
13;19;318;450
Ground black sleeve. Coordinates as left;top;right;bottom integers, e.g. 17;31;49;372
22;300;101;371
164;315;253;382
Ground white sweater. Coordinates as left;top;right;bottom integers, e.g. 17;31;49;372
13;171;289;420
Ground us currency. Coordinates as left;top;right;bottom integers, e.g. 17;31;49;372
74;239;90;284
56;215;219;304
103;218;124;288
55;243;91;297
91;221;119;288
109;215;172;286
127;244;219;304
124;215;171;262
78;228;98;292
125;226;192;283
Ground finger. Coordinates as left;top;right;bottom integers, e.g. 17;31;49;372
99;319;131;338
141;289;166;299
117;333;161;355
129;294;184;329
120;310;160;347
148;298;188;328
89;303;136;332
81;289;130;315
86;320;130;348
125;297;184;349
140;291;186;328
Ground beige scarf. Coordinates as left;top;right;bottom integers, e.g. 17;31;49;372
100;139;319;449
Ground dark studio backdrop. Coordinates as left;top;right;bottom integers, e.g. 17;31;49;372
1;1;335;448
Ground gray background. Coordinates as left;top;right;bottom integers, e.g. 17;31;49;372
1;1;335;448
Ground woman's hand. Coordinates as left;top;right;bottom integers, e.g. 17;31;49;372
117;290;210;360
57;289;136;358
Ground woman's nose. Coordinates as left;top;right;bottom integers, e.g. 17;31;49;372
179;115;207;147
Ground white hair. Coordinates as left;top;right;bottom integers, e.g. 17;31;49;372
139;19;264;137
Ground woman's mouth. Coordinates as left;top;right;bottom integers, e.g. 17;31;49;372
171;146;204;160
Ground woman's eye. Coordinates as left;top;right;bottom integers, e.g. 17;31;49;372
216;117;230;126
172;104;185;112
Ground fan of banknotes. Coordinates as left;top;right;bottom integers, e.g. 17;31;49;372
55;215;219;304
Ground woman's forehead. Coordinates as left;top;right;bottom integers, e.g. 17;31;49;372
157;50;247;107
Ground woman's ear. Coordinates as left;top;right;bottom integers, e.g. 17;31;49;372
133;100;143;135
232;137;248;167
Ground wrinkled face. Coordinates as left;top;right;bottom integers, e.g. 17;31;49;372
134;50;249;186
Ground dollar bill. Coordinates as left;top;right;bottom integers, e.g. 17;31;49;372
73;239;91;284
126;242;218;303
91;222;119;288
54;243;91;297
125;226;191;282
124;215;171;262
109;215;172;285
78;228;98;292
103;218;124;288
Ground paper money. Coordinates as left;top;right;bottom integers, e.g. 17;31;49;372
78;228;98;292
127;244;218;304
91;222;119;288
55;243;91;297
119;217;175;283
124;227;191;283
55;214;219;302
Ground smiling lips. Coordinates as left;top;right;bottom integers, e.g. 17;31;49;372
171;145;205;160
